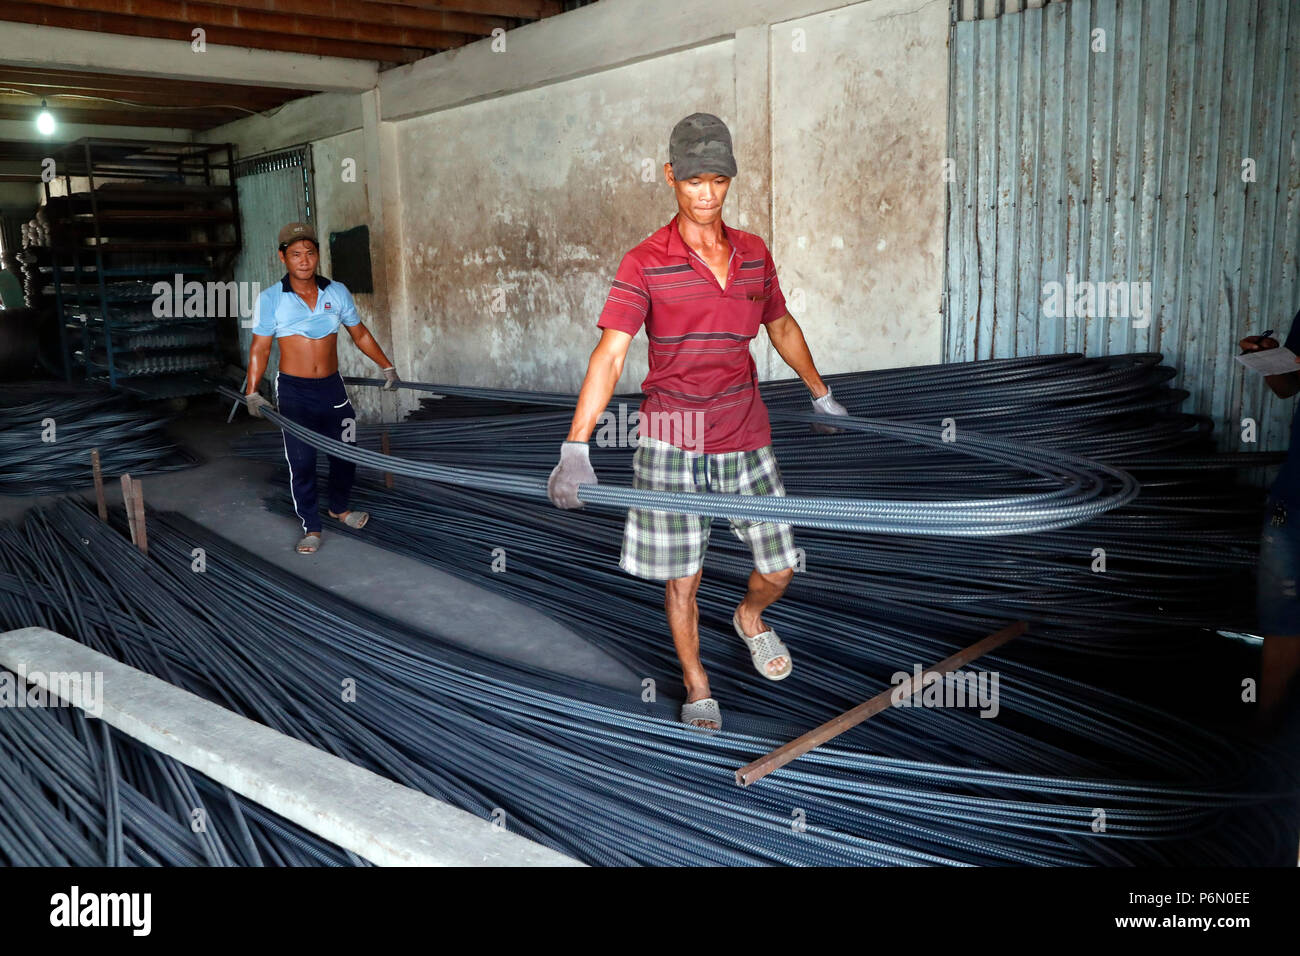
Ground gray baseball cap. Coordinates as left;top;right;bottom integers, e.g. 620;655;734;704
277;221;317;248
669;113;737;180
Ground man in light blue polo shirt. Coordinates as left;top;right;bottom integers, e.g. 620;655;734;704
246;221;399;554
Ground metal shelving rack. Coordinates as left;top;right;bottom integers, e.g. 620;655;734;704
43;138;241;399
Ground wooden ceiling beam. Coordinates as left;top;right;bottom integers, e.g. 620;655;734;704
0;75;305;111
0;22;378;91
1;4;445;63
0;91;255;116
386;0;561;18
14;0;477;53
0;67;309;105
162;0;514;36
0;87;287;113
0;103;241;128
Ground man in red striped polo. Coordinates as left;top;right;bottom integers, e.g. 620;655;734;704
548;113;849;730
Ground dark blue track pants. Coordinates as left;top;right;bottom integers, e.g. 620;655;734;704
274;371;357;534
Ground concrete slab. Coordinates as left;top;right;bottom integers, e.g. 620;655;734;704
0;626;582;867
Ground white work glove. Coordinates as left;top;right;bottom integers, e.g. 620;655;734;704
547;441;597;509
381;367;400;391
246;393;271;419
810;387;849;434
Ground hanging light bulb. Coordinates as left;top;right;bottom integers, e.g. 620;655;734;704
35;99;55;136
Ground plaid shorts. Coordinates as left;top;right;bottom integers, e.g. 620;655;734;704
620;434;799;580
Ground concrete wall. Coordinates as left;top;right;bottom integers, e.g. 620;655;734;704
312;128;392;423
771;0;949;375
384;0;948;395
196;92;364;158
394;41;736;394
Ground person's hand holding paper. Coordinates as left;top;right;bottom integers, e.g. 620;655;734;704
1237;332;1300;377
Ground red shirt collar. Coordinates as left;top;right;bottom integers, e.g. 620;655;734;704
665;213;750;260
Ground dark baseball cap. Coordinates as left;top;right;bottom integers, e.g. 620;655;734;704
669;113;737;180
277;221;317;248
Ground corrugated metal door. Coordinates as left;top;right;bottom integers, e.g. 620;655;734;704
945;0;1300;453
231;147;314;386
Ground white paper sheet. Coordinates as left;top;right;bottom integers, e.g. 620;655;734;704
1236;347;1300;376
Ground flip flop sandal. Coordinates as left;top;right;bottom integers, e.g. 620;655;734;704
680;697;722;731
296;533;322;554
733;611;793;681
332;510;370;529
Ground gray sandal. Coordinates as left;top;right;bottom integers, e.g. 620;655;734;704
733;611;793;681
680;697;722;731
331;510;369;529
296;533;322;554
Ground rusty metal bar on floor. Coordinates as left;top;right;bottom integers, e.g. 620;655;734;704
120;473;136;544
735;620;1028;787
90;448;107;521
131;477;147;555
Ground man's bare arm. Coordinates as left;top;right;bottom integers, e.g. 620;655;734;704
344;322;394;370
247;334;273;394
1240;334;1300;399
566;328;634;441
764;313;829;398
1265;372;1300;400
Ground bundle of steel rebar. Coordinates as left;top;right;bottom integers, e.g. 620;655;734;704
0;499;1295;866
235;354;1271;654
0;382;197;496
226;387;1141;536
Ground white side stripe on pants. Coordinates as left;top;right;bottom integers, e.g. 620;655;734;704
275;372;308;535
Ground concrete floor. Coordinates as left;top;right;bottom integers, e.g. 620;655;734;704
0;395;636;691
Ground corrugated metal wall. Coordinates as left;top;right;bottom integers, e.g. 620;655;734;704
231;146;314;386
945;0;1300;453
957;0;1068;22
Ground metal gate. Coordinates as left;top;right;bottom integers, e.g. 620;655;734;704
231;146;314;384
